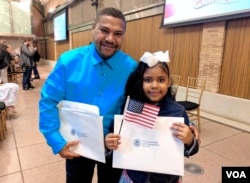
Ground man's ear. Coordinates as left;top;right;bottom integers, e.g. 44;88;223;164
92;23;96;29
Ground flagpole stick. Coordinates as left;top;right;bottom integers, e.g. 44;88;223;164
118;96;130;134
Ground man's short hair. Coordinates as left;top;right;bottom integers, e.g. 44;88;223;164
23;38;32;43
96;7;126;28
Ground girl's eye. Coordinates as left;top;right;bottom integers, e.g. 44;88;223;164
143;78;151;83
159;78;165;83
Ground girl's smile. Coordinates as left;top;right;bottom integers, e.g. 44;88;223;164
143;64;170;103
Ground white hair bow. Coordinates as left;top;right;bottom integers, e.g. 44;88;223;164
140;50;170;67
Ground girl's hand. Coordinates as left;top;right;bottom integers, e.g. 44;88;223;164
59;140;81;159
171;122;194;146
189;125;201;145
105;133;121;150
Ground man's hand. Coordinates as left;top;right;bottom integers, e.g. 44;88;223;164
105;133;121;150
59;140;81;159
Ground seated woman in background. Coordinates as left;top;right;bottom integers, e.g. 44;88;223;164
0;82;19;113
0;43;11;84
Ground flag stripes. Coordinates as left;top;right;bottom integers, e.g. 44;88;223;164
124;98;160;128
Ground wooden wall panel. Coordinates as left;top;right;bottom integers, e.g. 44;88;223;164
44;0;67;15
122;16;153;61
150;15;202;86
171;24;202;85
151;16;174;54
37;39;46;59
220;17;250;99
43;13;249;99
127;15;203;86
56;40;70;60
46;37;55;61
71;30;92;49
32;7;44;37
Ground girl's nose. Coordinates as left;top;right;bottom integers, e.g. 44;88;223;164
151;81;158;88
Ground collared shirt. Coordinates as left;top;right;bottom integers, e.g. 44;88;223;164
39;43;138;154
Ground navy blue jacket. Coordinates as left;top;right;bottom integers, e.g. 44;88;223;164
126;96;199;183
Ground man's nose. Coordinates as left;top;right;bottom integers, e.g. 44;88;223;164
105;33;115;42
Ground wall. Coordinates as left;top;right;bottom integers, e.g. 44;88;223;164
0;0;32;35
40;0;250;131
32;6;45;38
199;21;225;93
176;87;250;132
43;0;66;15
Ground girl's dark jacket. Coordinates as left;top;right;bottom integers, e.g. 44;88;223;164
126;95;199;183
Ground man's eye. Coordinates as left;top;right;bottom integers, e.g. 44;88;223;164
100;28;109;34
114;32;123;37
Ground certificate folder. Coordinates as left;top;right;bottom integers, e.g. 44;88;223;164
113;115;184;176
58;100;105;163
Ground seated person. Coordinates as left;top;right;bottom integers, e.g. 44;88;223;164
0;82;19;113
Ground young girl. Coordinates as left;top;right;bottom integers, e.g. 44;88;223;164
105;51;199;183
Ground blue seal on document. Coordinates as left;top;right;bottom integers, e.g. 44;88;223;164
133;139;141;147
71;129;76;135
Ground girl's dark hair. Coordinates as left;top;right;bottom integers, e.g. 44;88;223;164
125;62;175;103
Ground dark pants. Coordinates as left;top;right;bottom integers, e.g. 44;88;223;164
22;65;32;89
32;62;40;78
66;155;122;183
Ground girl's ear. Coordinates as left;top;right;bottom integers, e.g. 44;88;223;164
168;79;171;88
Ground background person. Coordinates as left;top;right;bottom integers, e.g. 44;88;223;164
39;7;138;183
0;82;19;113
6;44;16;75
0;43;11;83
31;41;40;79
20;39;36;90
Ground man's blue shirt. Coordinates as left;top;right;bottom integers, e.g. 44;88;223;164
39;43;138;154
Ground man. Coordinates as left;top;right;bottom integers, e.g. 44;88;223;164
39;7;138;183
20;39;36;90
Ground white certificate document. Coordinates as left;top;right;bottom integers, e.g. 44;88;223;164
58;100;105;163
113;115;184;176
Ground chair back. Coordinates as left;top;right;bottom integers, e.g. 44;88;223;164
9;62;16;72
171;75;181;98
8;61;17;82
185;77;206;105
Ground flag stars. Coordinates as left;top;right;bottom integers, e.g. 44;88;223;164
125;98;160;128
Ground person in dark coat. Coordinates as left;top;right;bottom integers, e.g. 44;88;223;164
32;41;40;79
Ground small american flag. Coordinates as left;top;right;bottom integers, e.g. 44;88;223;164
124;98;160;128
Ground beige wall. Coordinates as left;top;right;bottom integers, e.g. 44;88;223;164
38;0;250;130
40;0;250;99
43;0;66;15
32;6;45;38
